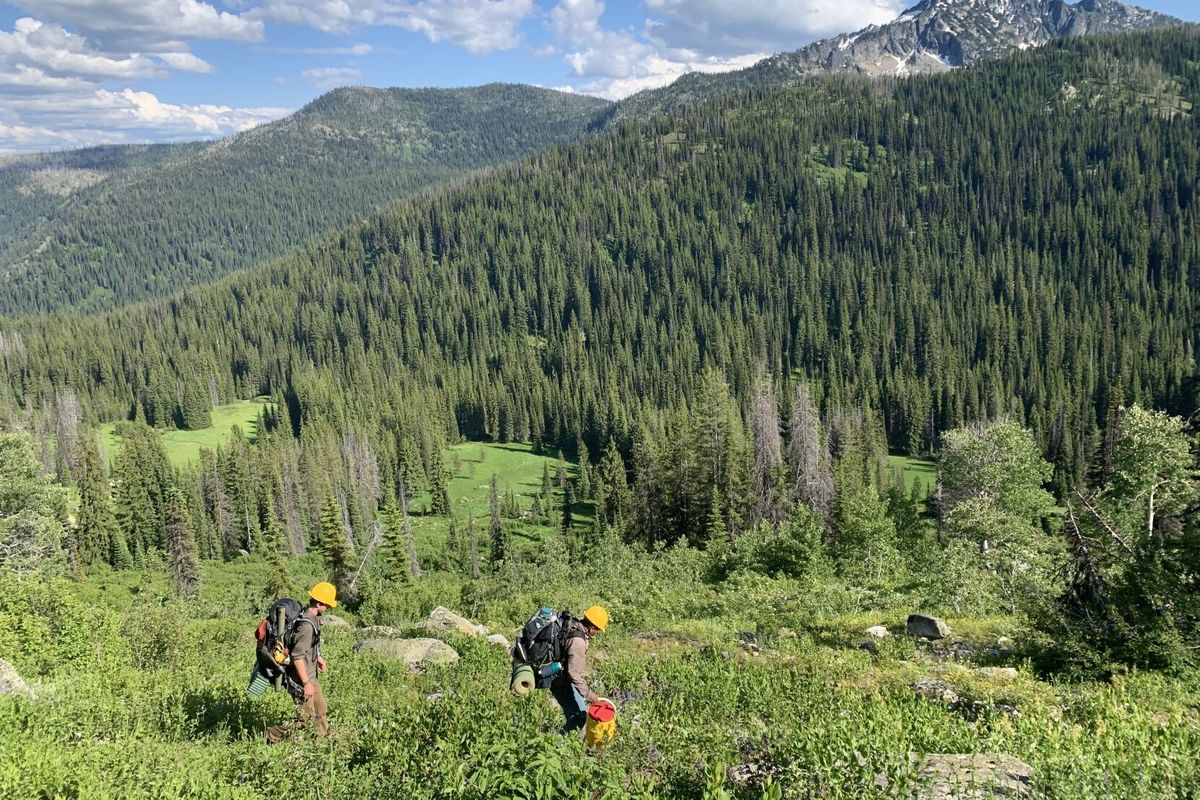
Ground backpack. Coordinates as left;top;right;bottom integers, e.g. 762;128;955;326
253;598;319;696
513;607;587;671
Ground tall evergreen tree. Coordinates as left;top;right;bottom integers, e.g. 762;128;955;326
73;436;119;567
165;488;201;598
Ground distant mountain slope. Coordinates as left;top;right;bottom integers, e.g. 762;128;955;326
0;84;610;315
607;0;1181;122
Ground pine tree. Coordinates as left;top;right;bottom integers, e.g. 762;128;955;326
488;472;505;566
74;436;119;566
180;374;213;430
562;481;576;531
319;495;352;592
467;513;481;579
165;488;201;598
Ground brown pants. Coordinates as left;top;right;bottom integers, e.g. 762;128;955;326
265;682;328;743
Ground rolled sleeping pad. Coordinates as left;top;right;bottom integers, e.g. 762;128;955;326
511;663;536;695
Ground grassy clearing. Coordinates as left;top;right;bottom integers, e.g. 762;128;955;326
407;441;586;556
887;454;936;494
97;398;269;468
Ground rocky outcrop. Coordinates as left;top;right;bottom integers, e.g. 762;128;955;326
916;753;1033;798
353;638;459;668
0;659;34;699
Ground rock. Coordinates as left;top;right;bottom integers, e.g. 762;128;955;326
417;607;482;636
0;659;34;700
912;678;959;705
907;614;951;640
486;633;511;650
853;639;880;654
916;753;1032;798
864;625;892;638
995;637;1014;651
353;638;459;669
322;614;351;629
977;667;1019;681
237;548;250;557
357;625;405;638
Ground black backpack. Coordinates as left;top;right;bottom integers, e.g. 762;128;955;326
513;608;586;670
254;598;318;696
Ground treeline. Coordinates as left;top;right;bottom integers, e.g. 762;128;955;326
0;85;609;314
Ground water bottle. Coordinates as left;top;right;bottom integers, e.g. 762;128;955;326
539;661;562;679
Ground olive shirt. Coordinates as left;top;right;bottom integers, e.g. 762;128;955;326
288;613;322;684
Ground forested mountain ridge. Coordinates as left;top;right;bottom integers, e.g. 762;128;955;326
7;29;1199;490
0;84;610;315
606;0;1181;123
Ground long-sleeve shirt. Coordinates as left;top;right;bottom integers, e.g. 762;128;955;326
562;623;596;703
287;613;322;684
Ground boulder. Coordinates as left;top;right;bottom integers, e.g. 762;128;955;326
0;659;33;700
864;625;892;638
322;614;351;629
912;678;959;705
907;614;951;640
976;667;1019;681
916;753;1032;799
486;633;511;650
357;625;405;638
418;607;483;636
995;637;1014;651
353;638;459;669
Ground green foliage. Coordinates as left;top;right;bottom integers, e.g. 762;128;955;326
0;431;69;574
1042;405;1200;673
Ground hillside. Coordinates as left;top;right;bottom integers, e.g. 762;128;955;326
9;29;1199;483
0;84;610;314
606;0;1181;123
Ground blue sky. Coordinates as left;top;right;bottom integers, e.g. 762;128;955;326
0;0;1196;153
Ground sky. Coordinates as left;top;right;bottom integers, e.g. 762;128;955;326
0;0;1197;154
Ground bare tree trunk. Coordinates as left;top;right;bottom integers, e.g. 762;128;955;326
751;375;784;525
787;383;833;521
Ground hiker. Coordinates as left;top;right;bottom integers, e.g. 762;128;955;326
550;605;608;735
265;581;337;743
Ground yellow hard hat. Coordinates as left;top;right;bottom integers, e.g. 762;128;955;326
309;581;338;608
583;605;609;632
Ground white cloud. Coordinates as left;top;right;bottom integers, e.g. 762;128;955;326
545;0;902;99
302;66;363;87
0;87;290;151
11;0;264;50
0;18;163;80
643;0;904;56
259;42;375;55
250;0;533;53
385;0;533;53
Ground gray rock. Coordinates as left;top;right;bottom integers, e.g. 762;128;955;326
864;625;892;638
321;614;351;629
486;633;511;649
357;625;405;638
0;659;34;699
912;679;959;705
908;614;952;640
916;753;1033;799
977;667;1019;681
353;638;459;669
995;636;1014;651
417;606;483;636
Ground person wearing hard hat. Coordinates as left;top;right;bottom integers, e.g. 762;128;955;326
266;581;337;743
551;605;608;735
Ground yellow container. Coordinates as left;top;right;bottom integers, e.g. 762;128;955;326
584;699;616;748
